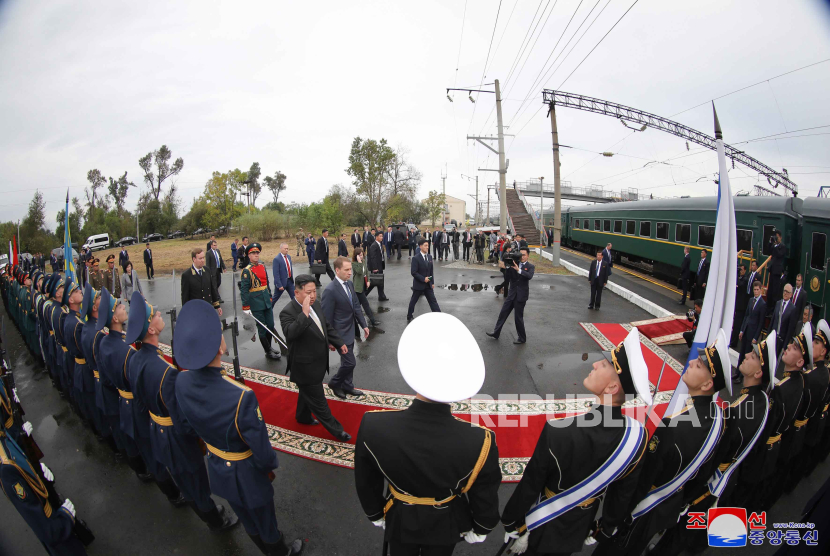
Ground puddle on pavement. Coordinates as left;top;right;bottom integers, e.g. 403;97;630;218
539;285;555;290
435;283;490;291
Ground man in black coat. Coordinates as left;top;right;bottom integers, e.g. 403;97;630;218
365;231;388;301
432;229;441;260
770;283;798;355
181;247;222;316
737;280;766;369
314;229;335;285
362;227;373;251
694;249;710;299
279;274;350;442
486;247;535;344
791;273;808;324
678;246;691;305
394;226;406;260
602;243;613;276
205;239;226;291
237;237;249;269
462;229;473;261
118;247;130;272
407;239;441;322
337;234;349;258
143;242;154;280
732;264;749;347
588;250;610;310
351;229;362;249
767;229;787;316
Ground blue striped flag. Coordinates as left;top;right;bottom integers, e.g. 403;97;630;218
63;190;76;282
664;104;737;416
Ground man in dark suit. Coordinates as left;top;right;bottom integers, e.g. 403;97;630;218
322;257;369;400
118;247;130;272
679;246;691;305
205;239;226;291
394;226;406;260
337;234;349;257
271;242;295;304
206;234;216;252
384;226;394;260
737;280;766;370
432;228;441;260
362;227;373;251
314;229;335;285
366;231;388;301
50;251;58;272
407;239;441;322
237;237;249;269
695;249;710;299
143;242;154;280
602;243;613;276
770;283;798;355
767;229;787;317
732;264;749;347
181;247;222;316
486;247;535;344
683;299;703;347
791;273;808;325
587;250;610;310
279;274;351;442
351;229;362;250
462;229;473;261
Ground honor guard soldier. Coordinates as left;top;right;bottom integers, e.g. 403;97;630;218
122;292;187;507
0;425;87;555
174;300;304;555
355;313;502;555
241;242;282;361
80;283;115;448
94;288;152;481
18;272;37;355
40;274;59;390
62;279;88;423
127;291;238;531
30;271;43;360
49;276;68;398
763;324;811;509
595;330;729;556
804;320;830;478
502;327;650;556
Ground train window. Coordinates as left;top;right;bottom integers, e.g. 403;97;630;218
737;229;753;252
594;219;600;230
676;223;691;244
698;225;715;248
761;225;776;256
572;219;579;229
625;221;635;235
812;232;826;271
640;221;651;237
584;219;590;229
603;220;611;232
656;222;669;240
614;220;622;234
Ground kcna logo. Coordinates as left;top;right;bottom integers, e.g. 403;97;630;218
707;508;748;547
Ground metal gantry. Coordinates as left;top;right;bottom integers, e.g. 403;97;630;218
542;90;798;196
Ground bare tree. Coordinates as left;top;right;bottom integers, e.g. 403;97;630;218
264;171;287;205
107;171;136;216
86;169;106;211
138;145;184;200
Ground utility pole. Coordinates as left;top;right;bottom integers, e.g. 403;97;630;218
486;186;491;224
461;174;480;225
441;170;447;224
549;103;562;265
539;177;545;246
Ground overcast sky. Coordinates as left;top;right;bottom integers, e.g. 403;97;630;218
1;0;829;230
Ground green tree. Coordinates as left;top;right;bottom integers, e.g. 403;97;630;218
55;197;84;243
179;197;210;234
203;170;244;231
107;171;136;216
423;190;445;226
264;170;287;205
138;145;184;200
247;162;262;206
86;169;106;212
346;137;396;226
20;190;55;254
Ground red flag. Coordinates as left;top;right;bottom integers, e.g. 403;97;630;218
12;235;18;266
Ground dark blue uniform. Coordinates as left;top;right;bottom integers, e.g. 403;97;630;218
80;317;107;438
63;310;86;422
176;365;281;542
96;329;136;456
50;302;69;395
0;435;87;555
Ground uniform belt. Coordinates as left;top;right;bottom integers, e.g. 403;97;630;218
117;389;134;400
74;357;86;364
249;285;267;292
692;491;711;507
794;418;809;428
767;434;782;445
205;443;253;461
149;412;173;426
544;486;597;508
93;371;100;379
61;346;68;352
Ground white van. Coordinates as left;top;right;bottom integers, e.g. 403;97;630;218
83;233;110;251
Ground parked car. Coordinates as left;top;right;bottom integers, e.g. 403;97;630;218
191;228;206;237
142;233;164;243
115;236;137;247
167;230;185;239
82;233;110;251
0;254;8;270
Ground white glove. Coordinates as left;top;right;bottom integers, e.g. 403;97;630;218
510;531;530;553
584;535;598;546
12;387;19;404
22;422;33;437
243;309;252;316
504;531;520;543
40;463;54;482
371;519;385;530
61;499;76;518
461;531;486;544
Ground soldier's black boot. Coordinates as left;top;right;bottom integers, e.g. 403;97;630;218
268;329;283;359
261;336;280;360
156;477;187;507
196;503;239;532
248;534;268;554
126;455;153;482
265;533;305;556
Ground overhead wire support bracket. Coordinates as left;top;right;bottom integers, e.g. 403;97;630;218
541;89;799;196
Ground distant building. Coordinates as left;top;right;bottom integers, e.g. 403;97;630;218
420;194;466;227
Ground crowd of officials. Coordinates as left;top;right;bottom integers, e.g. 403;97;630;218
1;220;829;556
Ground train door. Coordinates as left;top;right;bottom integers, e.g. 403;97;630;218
807;230;827;319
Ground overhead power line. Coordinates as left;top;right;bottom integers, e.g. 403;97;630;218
467;0;504;132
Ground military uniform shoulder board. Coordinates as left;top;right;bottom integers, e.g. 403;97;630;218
256;406;263;421
13;482;25;500
648;435;660;453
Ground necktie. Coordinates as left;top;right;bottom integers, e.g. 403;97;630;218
748;273;754;294
597;262;601;277
309;307;324;335
343;281;352;301
753;297;758;310
794;288;799;303
285;257;291;278
699;260;703;272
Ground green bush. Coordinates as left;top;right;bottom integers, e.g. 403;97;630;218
235;211;297;240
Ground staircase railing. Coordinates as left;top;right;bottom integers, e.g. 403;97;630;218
514;186;543;232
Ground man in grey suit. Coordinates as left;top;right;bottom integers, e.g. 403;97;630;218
770;283;798;355
322;256;369;400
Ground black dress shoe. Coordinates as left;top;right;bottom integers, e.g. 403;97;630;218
407;316;413;323
344;388;364;397
331;387;347;399
296;418;319;425
337;431;352;442
266;349;282;360
588;305;594;309
168;493;188;508
513;339;526;344
379;296;389;301
136;471;154;482
371;320;382;326
486;332;499;339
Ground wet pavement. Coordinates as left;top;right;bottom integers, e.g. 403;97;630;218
0;255;825;555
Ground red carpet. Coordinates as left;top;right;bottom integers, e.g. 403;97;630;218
630;316;693;345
